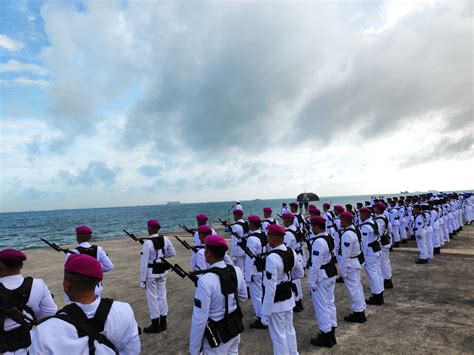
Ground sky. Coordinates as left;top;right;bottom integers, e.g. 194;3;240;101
0;0;473;212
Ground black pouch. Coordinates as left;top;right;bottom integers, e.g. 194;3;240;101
380;234;390;246
357;253;365;265
255;257;265;272
150;262;170;274
0;326;32;353
274;282;293;302
321;261;338;278
205;308;244;347
368;240;382;253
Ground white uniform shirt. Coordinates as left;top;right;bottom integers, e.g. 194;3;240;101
389;207;400;226
413;214;425;237
261;244;304;316
30;297;140;355
244;230;266;281
1;275;57;332
280;207;290;215
65;242;114;273
360;218;380;256
283;226;299;251
262;218;279;233
339;226;362;277
374;214;391;248
230;220;246;258
194;249;233;271
189;261;247;354
308;233;333;286
193;228;217;247
139;235;176;282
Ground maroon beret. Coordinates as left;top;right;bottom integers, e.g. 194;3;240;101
374;202;386;210
334;205;345;213
65;254;103;280
308;204;317;212
309;216;326;225
360;207;371;213
289;202;298;207
0;249;27;261
197;225;212;234
323;203;331;208
339;211;354;220
147;220;161;228
196;213;208;221
233;209;244;215
76;225;93;235
281;212;294;219
267;224;285;237
263;207;273;213
248;215;262;223
205;235;228;250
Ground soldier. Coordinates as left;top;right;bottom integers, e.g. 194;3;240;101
422;205;434;260
398;200;408;243
245;215;268;329
262;207;279;234
193;225;234;271
374;203;393;289
282;212;305;312
280;203;290;215
193;214;217;247
388;201;401;248
331;205;344;283
338;212;367;323
0;249;57;355
261;225;304;355
189;235;247;354
307;217;338;348
30;254;140;354
140;219;176;333
64;226;113;301
412;205;429;264
229;209;248;273
359;208;384;305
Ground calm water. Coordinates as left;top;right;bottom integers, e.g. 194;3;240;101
0;194;405;250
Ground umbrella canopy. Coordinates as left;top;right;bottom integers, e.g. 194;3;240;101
297;192;319;202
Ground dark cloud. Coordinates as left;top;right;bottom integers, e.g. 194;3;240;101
57;161;121;187
400;133;474;168
137;165;161;177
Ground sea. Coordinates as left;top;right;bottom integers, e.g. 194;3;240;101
0;192;458;250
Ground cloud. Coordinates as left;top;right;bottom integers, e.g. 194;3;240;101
57;161;121;187
0;77;49;86
137;165;161;177
0;34;24;51
0;59;47;75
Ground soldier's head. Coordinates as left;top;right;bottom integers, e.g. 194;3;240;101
323;203;330;211
356;202;363;210
263;207;272;218
0;249;26;277
359;208;372;222
334;205;345;216
75;225;93;243
196;214;208;227
204;235;228;264
248;215;262;231
233;209;244;222
345;204;353;212
147;220;161;236
339;212;354;228
266;225;285;248
308;205;320;216
374;202;386;215
63;254;103;301
309;216;326;235
281;212;294;227
197;225;213;244
289;202;298;213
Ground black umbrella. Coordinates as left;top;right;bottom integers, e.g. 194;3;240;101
297;192;319;202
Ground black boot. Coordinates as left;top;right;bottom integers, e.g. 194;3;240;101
393;242;400;248
401;239;408;244
160;315;167;331
331;327;337;345
344;311;367;323
366;292;384;305
409;236;416;241
144;318;161;333
293;300;304;312
415;258;428;264
433;247;441;254
310;331;334;347
384;278;393;289
336;276;344;283
249;317;268;329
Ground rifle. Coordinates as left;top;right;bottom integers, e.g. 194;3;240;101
159;257;198;286
179;224;195;235
0;290;37;329
123;229;152;245
174;236;199;253
228;228;266;262
40;238;71;254
217;217;229;227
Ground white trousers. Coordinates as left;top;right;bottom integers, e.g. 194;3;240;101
432;228;441;248
292;278;303;301
234;256;245;274
415;233;427;260
311;277;337;332
364;254;384;294
443;223;449;241
268;311;299;355
145;277;168;319
392;225;400;243
249;274;263;318
380;248;392;280
400;224;408;239
202;334;240;354
343;268;366;312
425;231;434;259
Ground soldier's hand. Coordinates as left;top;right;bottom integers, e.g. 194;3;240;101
260;316;270;326
140;281;146;289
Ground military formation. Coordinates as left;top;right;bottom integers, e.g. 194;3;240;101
0;192;472;354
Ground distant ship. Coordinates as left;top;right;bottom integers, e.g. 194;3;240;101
166;201;181;205
400;191;409;194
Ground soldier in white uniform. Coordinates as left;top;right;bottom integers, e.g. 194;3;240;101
398;200;408;243
234;201;244;212
331;205;344;283
229;209;248;273
412;205;429;264
193;226;234;272
140;219;176;333
245;215;269;329
374;203;394;289
389;201;401;247
192;214;217;247
0;249;57;355
64;226;113;302
338;212;367;323
261;225;304;355
359;208;384;305
280;203;290;216
307;217;338;348
262;207;279;233
282;212;305;313
30;254;140;354
189;235;247;355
